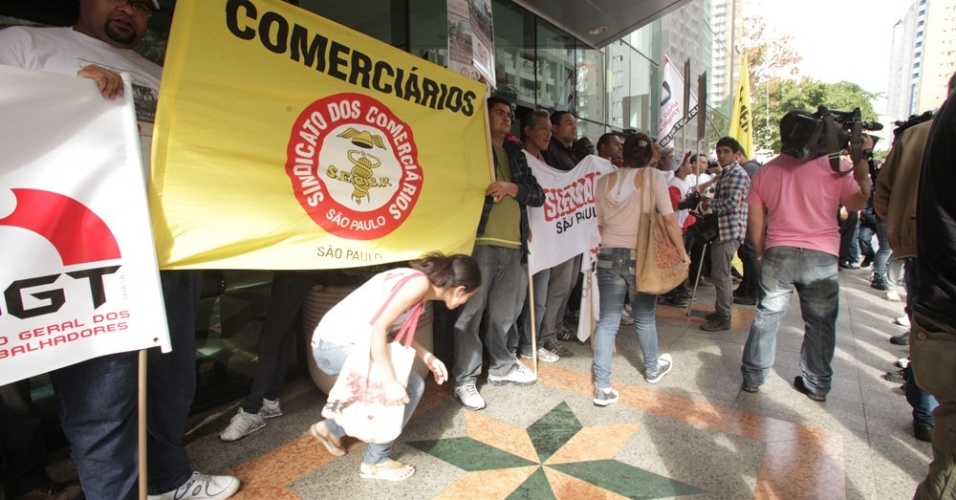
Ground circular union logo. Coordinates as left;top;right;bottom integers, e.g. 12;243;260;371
285;93;423;240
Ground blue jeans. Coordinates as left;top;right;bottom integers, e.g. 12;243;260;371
50;271;200;499
741;248;839;394
312;339;425;465
872;219;893;280
452;245;525;386
902;258;938;424
592;248;660;389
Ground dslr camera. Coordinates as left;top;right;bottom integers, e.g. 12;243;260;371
779;106;882;172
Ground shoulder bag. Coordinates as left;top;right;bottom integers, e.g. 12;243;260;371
635;169;689;294
320;272;424;444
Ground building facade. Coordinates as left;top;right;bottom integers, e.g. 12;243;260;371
887;0;956;120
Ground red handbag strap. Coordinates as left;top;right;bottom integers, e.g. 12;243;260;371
370;271;426;347
394;302;423;347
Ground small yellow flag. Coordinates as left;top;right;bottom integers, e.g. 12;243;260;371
150;0;492;270
728;51;753;158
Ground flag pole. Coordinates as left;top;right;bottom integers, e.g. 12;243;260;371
138;350;147;500
527;262;537;373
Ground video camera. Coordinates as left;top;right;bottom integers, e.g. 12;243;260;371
780;106;883;173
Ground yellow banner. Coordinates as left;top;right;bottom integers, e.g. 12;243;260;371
728;51;753;158
151;0;491;269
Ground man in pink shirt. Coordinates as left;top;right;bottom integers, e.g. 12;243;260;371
740;110;872;401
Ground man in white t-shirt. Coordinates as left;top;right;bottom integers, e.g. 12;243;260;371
0;2;239;499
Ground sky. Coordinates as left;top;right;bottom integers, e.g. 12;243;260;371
747;0;911;115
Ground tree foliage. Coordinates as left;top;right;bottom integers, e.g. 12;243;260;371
738;16;803;87
750;78;879;152
736;15;878;154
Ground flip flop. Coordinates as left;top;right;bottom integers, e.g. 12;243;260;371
359;459;416;481
309;421;347;456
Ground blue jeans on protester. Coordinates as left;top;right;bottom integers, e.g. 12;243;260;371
872;219;893;280
592;248;660;389
902;258;938;424
741;247;839;394
312;339;425;465
50;271;201;499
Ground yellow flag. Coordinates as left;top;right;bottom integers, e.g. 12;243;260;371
728;51;753;158
151;0;492;269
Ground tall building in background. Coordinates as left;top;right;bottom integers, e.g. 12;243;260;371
708;0;741;105
887;0;956;121
660;0;714;152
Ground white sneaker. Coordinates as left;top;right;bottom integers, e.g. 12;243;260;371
645;353;673;384
896;357;910;369
147;472;240;500
520;347;559;363
261;398;283;419
488;364;537;386
894;315;911;327
219;408;265;442
454;384;486;410
885;289;902;302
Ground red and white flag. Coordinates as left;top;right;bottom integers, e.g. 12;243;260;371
0;66;170;385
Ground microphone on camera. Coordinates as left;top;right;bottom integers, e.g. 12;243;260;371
861;121;884;131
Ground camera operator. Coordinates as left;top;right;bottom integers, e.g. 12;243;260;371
740;111;872;401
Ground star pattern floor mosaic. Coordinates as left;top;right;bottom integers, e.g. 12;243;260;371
225;361;845;500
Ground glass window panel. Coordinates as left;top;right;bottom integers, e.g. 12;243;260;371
409;0;449;67
607;41;630;130
297;0;395;45
627;48;658;134
535;18;574;111
492;0;535;105
576;40;606;125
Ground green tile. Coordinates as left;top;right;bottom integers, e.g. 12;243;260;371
506;467;556;500
549;460;706;499
407;437;536;471
526;402;582;462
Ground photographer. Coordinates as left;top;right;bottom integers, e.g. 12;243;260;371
740;110;872;401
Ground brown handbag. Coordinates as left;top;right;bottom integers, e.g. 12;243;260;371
634;169;688;294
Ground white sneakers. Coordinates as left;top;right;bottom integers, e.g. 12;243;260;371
520;347;559;363
219;409;265;442
488;364;538;386
455;362;538;411
454;384;486;410
219;398;282;442
147;472;239;500
260;397;283;419
895;315;911;327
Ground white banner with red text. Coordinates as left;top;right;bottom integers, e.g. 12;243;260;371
0;66;170;386
524;153;613;274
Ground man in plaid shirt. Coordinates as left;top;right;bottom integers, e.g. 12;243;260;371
700;137;750;331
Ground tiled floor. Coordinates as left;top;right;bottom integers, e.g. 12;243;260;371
161;267;933;498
